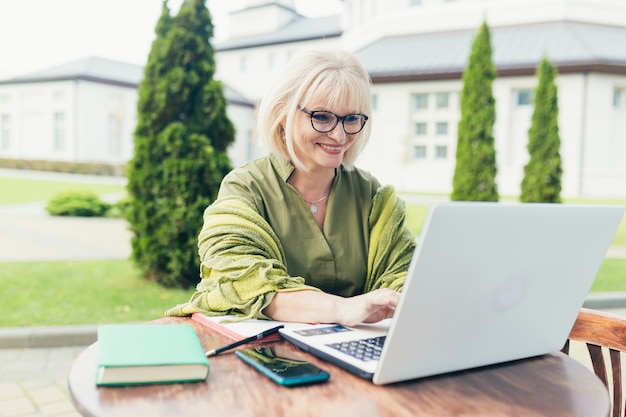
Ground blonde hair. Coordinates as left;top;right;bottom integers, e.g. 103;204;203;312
257;48;372;171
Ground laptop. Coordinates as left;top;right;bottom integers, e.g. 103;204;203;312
279;202;625;385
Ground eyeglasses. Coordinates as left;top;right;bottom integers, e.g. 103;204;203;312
298;106;369;135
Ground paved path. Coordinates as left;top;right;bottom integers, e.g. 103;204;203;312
0;347;84;417
0;169;625;417
0;168;129;263
0;202;131;263
0;170;128;417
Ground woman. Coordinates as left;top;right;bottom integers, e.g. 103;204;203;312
166;49;416;326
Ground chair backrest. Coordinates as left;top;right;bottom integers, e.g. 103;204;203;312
562;307;626;417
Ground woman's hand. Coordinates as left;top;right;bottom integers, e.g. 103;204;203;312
336;288;400;326
263;288;400;326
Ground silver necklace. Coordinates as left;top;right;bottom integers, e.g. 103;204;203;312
302;192;330;214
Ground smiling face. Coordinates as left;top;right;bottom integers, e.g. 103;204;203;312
258;49;373;171
290;105;360;173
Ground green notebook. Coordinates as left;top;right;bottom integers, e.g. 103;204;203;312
96;323;210;386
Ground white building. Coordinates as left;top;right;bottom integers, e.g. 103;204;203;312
0;58;141;170
1;0;625;198
215;0;626;199
0;57;257;172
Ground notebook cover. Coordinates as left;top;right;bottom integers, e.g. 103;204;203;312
96;323;209;386
191;313;282;342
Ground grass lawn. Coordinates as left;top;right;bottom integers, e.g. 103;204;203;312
1;176;623;244
0;176;624;327
0;257;624;328
592;259;626;292
0;177;126;205
0;260;195;327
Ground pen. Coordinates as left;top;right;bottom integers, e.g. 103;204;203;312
205;325;285;357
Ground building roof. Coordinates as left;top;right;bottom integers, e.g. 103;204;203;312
216;14;342;51
0;57;144;88
223;84;255;107
0;56;255;107
6;19;625;98
358;21;626;82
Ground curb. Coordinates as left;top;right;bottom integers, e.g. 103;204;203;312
1;293;625;349
583;292;626;309
0;324;98;349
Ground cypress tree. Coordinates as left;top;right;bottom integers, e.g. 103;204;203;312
451;21;498;201
520;57;562;203
126;0;234;288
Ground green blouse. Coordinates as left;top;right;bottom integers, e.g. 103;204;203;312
218;154;382;297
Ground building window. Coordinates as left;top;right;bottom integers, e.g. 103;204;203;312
516;90;534;106
413;145;426;159
1;114;9;151
435;145;448;159
415;122;427;136
246;129;255;161
435;122;448;135
435;92;449;109
52;91;65;102
108;114;122;156
240;56;247;72
53;112;65;151
410;0;422;5
413;93;428;110
614;88;626;108
268;52;276;70
371;94;378;111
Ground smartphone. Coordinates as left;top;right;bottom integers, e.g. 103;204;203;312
235;347;330;386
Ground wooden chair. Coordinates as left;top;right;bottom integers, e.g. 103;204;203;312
562;307;626;417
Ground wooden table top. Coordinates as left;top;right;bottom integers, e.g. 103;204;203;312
68;317;610;417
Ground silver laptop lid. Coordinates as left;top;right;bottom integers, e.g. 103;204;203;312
373;202;624;385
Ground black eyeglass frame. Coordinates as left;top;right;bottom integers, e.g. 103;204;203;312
298;106;369;135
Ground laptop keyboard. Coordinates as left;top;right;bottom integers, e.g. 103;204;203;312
326;336;387;362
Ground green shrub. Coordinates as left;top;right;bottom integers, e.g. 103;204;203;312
46;191;111;217
520;57;562;203
451;21;499;202
126;0;234;288
106;196;131;218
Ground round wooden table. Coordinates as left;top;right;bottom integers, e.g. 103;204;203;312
68;317;610;417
